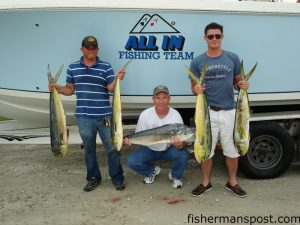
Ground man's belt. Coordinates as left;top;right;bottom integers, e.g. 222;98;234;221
210;106;223;111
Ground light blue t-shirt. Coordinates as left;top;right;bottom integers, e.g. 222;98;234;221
190;50;240;110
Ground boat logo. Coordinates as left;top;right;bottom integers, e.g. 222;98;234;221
130;14;179;34
119;14;194;60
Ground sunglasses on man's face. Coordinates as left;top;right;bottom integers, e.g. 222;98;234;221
206;34;223;40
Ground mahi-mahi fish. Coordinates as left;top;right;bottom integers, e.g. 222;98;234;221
47;64;68;158
186;63;212;163
112;59;132;151
126;123;194;146
234;61;257;156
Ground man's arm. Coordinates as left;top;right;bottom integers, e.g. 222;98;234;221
123;110;146;146
107;69;126;93
48;83;75;96
234;75;241;90
170;111;187;149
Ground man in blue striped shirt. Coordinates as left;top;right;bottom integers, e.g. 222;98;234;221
49;36;126;192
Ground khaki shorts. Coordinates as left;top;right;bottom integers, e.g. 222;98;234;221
208;109;240;158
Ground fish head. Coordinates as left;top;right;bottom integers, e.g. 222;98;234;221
175;124;195;143
235;140;249;156
113;132;123;151
52;144;68;159
59;144;68;158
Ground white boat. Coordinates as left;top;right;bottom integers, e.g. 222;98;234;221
0;0;300;130
1;0;300;179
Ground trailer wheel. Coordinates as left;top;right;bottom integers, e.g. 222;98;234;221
239;122;294;179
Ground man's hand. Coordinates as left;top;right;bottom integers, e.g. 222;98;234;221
48;83;58;92
237;80;249;90
107;69;126;92
171;137;185;149
123;137;131;146
193;83;206;95
116;69;126;80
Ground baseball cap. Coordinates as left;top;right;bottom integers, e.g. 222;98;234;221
153;85;169;95
82;36;98;48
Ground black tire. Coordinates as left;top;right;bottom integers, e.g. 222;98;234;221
239;121;295;179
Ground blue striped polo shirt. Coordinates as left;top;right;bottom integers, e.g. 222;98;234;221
66;56;115;117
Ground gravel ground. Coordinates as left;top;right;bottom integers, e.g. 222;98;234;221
1;144;300;225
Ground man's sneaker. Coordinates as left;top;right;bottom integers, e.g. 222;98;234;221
168;172;183;189
84;178;100;192
225;182;247;198
191;183;212;196
114;183;126;191
143;166;161;184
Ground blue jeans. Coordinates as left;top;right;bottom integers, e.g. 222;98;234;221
77;116;124;185
126;145;189;179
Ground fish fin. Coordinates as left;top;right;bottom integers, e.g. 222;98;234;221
53;64;64;84
245;62;258;81
185;66;200;84
47;64;53;83
249;108;253;118
122;59;133;70
67;128;69;139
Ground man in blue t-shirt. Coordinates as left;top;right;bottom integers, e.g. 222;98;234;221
190;23;249;198
49;36;126;192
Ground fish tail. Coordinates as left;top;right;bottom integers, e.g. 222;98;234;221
47;64;64;84
53;64;64;83
199;61;208;84
185;65;200;84
240;60;246;80
47;64;53;83
245;62;258;81
122;59;133;70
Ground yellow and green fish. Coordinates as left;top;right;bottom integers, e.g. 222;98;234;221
234;61;257;156
47;64;68;158
112;60;132;151
186;63;211;163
